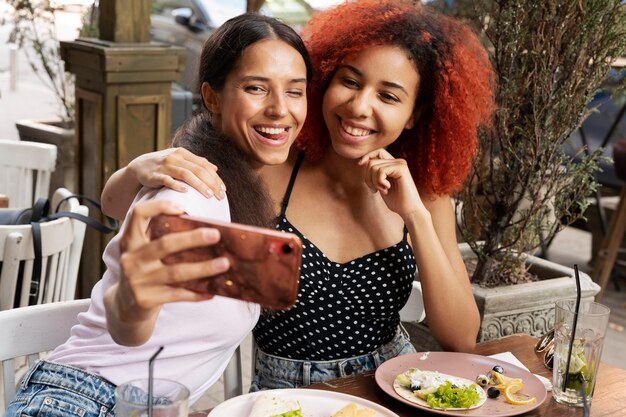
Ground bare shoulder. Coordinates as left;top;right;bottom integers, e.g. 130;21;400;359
419;190;454;217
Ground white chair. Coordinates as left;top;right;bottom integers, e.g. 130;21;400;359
51;188;88;301
0;188;88;310
223;347;244;400
0;299;245;412
399;280;426;323
0;139;57;208
0;298;91;412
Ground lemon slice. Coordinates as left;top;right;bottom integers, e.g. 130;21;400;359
491;371;523;387
492;383;508;392
503;382;536;406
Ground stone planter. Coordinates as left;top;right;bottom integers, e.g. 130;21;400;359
403;243;601;351
15;118;77;196
459;243;601;342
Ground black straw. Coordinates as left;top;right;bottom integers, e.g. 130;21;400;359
148;346;164;417
562;265;582;391
581;381;590;417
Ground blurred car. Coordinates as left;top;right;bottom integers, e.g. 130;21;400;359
151;0;313;94
151;0;243;94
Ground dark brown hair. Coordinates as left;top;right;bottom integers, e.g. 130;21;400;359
174;13;314;225
171;113;275;228
197;13;312;105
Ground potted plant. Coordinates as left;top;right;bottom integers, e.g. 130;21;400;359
5;0;96;194
411;0;626;344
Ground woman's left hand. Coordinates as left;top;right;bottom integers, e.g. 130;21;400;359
358;148;424;216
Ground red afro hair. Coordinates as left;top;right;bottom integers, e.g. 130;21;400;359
298;0;494;195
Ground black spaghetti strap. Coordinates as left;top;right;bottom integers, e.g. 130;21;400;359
280;152;305;217
403;225;409;240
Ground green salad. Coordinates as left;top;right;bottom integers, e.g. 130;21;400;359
271;411;302;417
424;381;481;410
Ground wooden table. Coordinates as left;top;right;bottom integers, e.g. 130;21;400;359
307;334;624;417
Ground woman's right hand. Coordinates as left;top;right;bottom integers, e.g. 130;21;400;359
104;199;230;346
127;147;226;199
102;148;226;220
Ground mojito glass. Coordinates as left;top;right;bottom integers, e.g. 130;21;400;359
115;378;189;417
552;299;610;407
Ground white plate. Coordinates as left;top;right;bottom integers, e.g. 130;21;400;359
208;388;399;417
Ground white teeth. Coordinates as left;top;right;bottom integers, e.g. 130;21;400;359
341;121;371;137
257;126;287;135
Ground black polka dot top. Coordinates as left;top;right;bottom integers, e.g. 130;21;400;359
253;154;416;361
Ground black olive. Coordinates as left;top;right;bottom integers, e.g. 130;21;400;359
492;365;504;374
488;387;501;399
410;383;421;391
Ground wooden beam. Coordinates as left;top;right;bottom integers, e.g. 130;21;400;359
247;0;266;13
98;0;151;43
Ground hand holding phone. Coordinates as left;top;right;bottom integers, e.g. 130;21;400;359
149;214;302;310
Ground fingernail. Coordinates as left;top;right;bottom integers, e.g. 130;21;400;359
180;185;188;192
214;257;229;270
202;229;219;241
220;184;226;191
205;189;214;199
217;191;226;200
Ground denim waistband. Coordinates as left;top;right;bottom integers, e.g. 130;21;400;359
21;360;117;409
254;325;414;386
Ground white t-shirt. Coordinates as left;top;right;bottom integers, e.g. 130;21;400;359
48;187;260;405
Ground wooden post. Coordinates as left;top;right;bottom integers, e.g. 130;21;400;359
247;0;266;12
99;0;151;43
60;0;185;297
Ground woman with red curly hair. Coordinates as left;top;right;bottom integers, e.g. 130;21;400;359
101;0;494;390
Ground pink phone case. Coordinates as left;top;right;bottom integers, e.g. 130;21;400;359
149;214;302;310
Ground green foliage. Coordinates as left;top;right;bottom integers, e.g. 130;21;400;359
79;3;99;38
452;0;626;286
4;0;74;123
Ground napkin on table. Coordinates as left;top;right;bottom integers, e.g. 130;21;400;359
488;352;553;391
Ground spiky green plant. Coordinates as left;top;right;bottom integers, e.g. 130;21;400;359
453;0;626;286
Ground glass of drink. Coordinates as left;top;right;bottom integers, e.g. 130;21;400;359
115;378;190;417
552;299;610;407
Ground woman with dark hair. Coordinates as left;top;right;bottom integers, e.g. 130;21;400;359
4;13;310;416
102;0;495;390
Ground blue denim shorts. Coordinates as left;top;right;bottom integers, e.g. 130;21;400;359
250;325;416;391
3;360;116;417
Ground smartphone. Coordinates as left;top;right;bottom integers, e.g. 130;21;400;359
149;214;302;310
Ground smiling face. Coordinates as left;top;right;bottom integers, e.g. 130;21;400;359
322;44;420;159
203;39;308;169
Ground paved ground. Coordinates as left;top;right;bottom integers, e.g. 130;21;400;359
0;6;81;140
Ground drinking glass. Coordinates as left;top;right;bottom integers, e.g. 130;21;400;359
115;378;190;417
552;299;610;407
